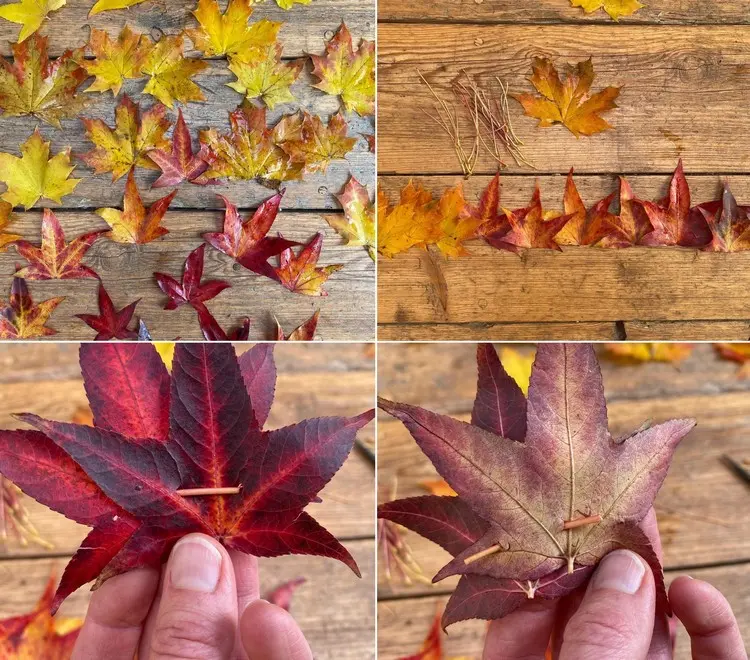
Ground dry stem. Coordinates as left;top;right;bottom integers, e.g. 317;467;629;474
463;543;504;565
562;514;602;530
176;486;242;497
1;477;53;549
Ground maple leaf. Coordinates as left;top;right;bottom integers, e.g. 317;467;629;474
378;343;694;627
264;577;306;611
377;182;439;258
275;310;319;340
0;0;64;43
602;343;695;364
419;479;457;497
203;191;295;280
274;111;357;174
554;169;618;246
714;344;750;378
697;182;750;252
0;575;81;658
13;209;103;280
200;101;302;182
89;0;149;16
599;176;654;247
227;44;303;109
0;35;88;127
95;168;176;244
275;233;343;296
398;610;442;660
0;202;20;250
274;0;311;7
466;174;502;229
570;0;644;21
514;57;620;137
155;242;230;311
148;109;215;187
83;26;151;96
0;273;64;338
326;176;375;260
0;130;80;210
75;282;140;340
640;161;711;247
80;95;171;181
142;35;208;109
432;184;480;258
186;0;280;60
310;23;375;116
0;343;374;607
197;307;251;341
499;346;535;395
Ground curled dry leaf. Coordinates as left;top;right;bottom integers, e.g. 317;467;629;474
0;0;64;43
379;343;694;627
514;57;620;137
275;310;319;341
602;343;695;364
13;209;104;280
310;23;375;117
275;233;343;296
84;26;151;96
89;0;150;16
75;282;140;341
0;34;88;127
327;176;375;260
228;44;303;109
80;95;171;181
96;168;176;244
143;35;208;109
0;575;81;657
0;343;374;608
570;0;644;21
0;274;64;338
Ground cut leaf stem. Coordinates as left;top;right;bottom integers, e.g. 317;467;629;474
176;486;242;497
562;514;602;530
463;543;503;565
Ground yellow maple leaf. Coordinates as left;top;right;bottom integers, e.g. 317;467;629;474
419;479;457;497
155;342;175;368
377;182;439;258
514;57;620;137
0;0;64;43
310;23;374;116
227;44;302;109
142;35;208;108
187;0;280;60
326;175;375;260
570;0;644;21
84;26;151;96
0;129;80;209
433;185;480;258
0;202;19;250
274;0;310;7
88;0;149;16
500;347;535;395
602;343;695;364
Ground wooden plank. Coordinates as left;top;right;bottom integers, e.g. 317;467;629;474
624;321;750;340
378;24;750;175
0;210;375;340
378;321;620;340
0;0;374;58
0;539;375;660
378;0;750;25
377;562;750;660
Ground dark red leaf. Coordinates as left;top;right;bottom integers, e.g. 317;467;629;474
237;343;276;429
155;243;230;311
75;282;140;340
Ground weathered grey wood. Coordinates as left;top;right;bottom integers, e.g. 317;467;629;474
0;210;375;340
0;540;376;659
0;0;375;58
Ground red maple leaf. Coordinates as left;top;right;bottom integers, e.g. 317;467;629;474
198;308;251;342
275;310;319;341
155;243;230;311
75;282;140;340
0;274;64;338
0;343;374;610
203;192;297;281
13;209;104;280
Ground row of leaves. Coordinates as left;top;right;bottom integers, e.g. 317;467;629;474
378;163;750;258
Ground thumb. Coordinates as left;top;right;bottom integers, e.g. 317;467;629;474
240;599;313;660
147;534;238;660
560;550;655;660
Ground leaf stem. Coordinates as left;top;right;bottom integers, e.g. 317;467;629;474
463;543;503;565
176;486;242;497
562;514;602;530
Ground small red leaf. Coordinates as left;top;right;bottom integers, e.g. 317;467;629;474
155;243;230;311
75;282;140;340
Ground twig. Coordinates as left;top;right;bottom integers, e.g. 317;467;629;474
463;543;504;565
176;486;242;496
562;514;602;530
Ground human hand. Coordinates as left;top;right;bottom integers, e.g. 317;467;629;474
70;533;314;660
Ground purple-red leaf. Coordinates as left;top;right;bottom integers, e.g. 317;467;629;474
75;282;140;340
155;243;230;311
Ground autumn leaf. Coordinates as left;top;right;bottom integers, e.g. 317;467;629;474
398;610;442;660
0;575;81;658
714;344;750;378
499;346;535;395
419;479;457;497
466;173;502;229
570;0;644;21
602;343;695;364
95;168;176;244
83;26;151;96
640;161;711;247
200;101;302;182
80;95;171;181
155;242;230;311
432;184;479;258
274;111;357;174
264;577;306;611
555;169;618;246
274;0;310;7
275;310;319;341
89;0;149;16
377;182;439;258
0;0;64;43
0;202;20;250
142;34;208;108
275;233;343;296
0;343;374;607
379;343;693;627
310;23;375;116
198;309;251;341
228;44;303;109
599;176;654;247
203;191;295;280
514;57;620;137
13;209;103;280
0;274;64;338
697;182;750;252
326;176;375;260
186;0;280;60
75;282;140;340
0;35;88;127
154;342;175;367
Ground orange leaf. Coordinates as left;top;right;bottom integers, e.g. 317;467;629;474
377;182;440;258
0;274;64;338
602;343;695;364
275;234;343;296
275;310;320;341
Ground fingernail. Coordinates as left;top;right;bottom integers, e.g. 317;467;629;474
591;550;645;595
170;536;222;593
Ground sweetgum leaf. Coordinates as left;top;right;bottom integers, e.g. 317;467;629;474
555;169;618;246
75;282;140;340
155;243;230;311
0;343;374;607
598;176;654;247
275;233;343;296
0;274;64;338
275;309;319;341
698;182;750;252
